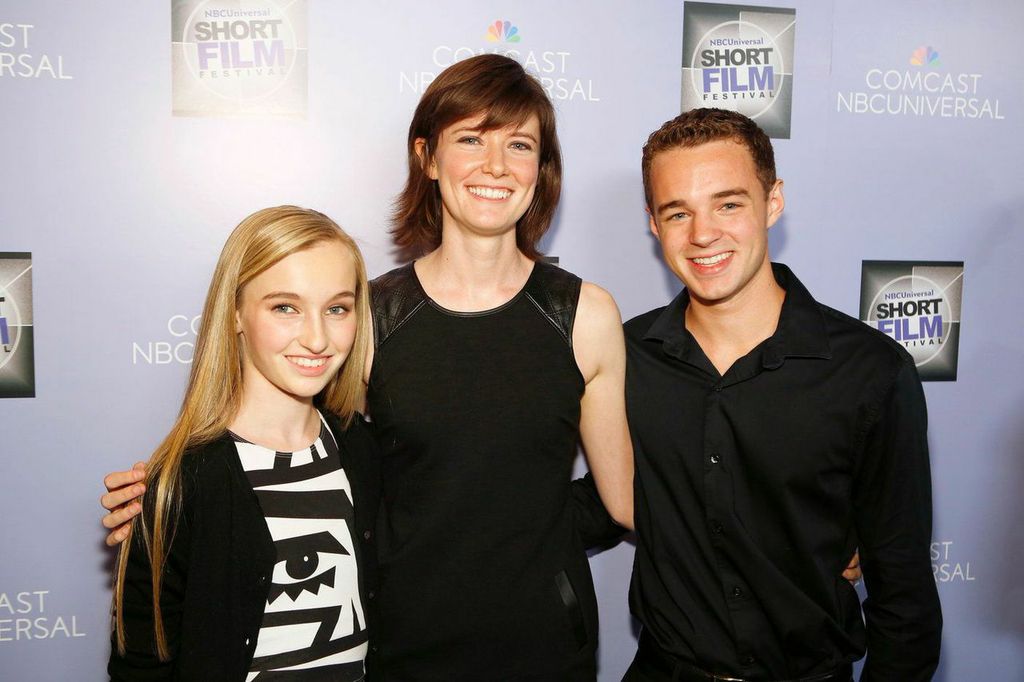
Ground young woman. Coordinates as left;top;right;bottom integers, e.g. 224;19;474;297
104;56;633;681
108;206;379;681
364;54;633;680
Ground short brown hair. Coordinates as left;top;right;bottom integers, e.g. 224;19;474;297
391;54;562;261
641;108;776;210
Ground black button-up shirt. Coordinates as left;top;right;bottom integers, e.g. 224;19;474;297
625;263;941;680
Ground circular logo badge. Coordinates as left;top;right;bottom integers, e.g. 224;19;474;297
181;0;297;104
866;275;950;367
0;284;23;372
689;20;785;120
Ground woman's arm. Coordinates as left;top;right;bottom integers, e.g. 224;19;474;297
573;282;634;530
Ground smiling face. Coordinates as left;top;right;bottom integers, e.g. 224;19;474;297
419;113;541;241
648;138;784;309
235;240;358;405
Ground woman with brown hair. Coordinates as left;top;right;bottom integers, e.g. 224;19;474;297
103;56;633;680
364;53;633;680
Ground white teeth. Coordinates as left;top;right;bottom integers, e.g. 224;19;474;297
290;357;327;368
692;253;731;266
468;186;511;200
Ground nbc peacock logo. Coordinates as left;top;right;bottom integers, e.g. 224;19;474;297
486;20;521;43
910;45;940;67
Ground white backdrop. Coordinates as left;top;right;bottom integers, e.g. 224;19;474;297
1;1;1022;679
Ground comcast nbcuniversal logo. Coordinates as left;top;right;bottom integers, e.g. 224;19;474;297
399;19;599;102
486;20;521;43
836;43;1004;120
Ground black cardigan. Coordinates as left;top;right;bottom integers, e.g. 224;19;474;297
109;412;380;681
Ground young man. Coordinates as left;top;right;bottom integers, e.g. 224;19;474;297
624;108;941;681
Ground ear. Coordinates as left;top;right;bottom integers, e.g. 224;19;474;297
414;138;438;180
765;179;785;229
647;209;662;241
234;308;243;334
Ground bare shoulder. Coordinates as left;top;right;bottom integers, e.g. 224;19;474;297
573;281;625;381
576;281;623;330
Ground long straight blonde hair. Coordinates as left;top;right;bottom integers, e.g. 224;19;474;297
113;206;371;659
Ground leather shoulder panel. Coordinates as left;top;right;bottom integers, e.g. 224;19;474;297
523;261;582;348
370;264;426;349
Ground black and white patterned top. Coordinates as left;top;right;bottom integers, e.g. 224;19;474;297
232;413;367;681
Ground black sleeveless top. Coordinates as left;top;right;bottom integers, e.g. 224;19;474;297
368;262;598;681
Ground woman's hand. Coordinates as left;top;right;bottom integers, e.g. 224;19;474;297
842;550;862;584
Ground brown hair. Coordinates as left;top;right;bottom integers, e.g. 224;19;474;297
113;206;371;660
391;54;562;261
641;108;777;209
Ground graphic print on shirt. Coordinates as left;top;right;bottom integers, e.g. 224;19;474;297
234;418;367;681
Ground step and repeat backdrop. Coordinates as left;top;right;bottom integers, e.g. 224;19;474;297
1;0;1021;679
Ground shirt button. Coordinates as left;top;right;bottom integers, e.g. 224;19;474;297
710;453;720;464
732;586;743;598
363;530;372;541
714;385;723;393
710;521;723;535
244;637;251;647
368;590;376;600
742;655;756;666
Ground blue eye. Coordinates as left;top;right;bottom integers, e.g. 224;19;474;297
273;304;298;313
327;305;350;316
510;141;533;151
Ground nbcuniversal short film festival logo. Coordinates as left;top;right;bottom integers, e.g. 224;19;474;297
172;0;307;117
681;2;795;138
0;253;34;398
860;261;964;381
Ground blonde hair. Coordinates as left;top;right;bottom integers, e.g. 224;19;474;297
113;206;371;659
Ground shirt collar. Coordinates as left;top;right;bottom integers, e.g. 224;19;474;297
642;262;832;368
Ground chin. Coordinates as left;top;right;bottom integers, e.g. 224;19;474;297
278;378;333;401
682;282;731;306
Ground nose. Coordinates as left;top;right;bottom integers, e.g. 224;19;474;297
299;313;329;354
689;213;722;248
482;142;506;177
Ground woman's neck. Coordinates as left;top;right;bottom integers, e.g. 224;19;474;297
229;378;321;452
415;230;534;312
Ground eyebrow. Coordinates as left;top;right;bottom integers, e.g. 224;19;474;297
451;126;538;144
261;291;356;301
510;130;539;143
655;188;751;214
655;198;690;214
711;188;751;200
